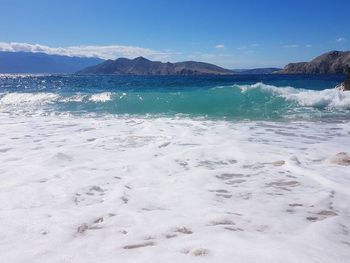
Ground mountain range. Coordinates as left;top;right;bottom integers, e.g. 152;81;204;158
78;56;234;75
277;51;350;74
0;51;103;73
0;50;349;75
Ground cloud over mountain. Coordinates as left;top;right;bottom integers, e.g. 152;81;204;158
0;42;169;60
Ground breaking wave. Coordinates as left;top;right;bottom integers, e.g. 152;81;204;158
238;83;350;109
1;83;349;119
0;92;60;105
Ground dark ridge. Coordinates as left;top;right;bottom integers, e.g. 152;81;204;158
78;57;236;75
276;50;350;74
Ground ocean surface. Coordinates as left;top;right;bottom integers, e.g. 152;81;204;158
0;74;349;119
1;74;350;262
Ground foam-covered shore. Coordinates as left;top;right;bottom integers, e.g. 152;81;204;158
0;113;349;262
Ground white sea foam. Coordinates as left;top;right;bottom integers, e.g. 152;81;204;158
284;88;350;109
0;113;349;262
238;82;350;109
60;93;87;102
89;92;113;102
0;92;60;105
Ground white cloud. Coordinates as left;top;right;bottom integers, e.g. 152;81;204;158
215;44;225;49
282;44;298;48
336;37;346;43
237;43;259;50
0;42;169;60
305;44;312;48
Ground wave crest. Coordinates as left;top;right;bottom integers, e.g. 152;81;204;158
1;83;350;119
236;82;350;110
89;92;112;102
0;92;60;105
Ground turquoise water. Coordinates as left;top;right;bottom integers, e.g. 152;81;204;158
0;74;349;120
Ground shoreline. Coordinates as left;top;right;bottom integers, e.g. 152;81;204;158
1;113;349;262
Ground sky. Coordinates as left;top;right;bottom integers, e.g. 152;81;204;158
0;0;349;68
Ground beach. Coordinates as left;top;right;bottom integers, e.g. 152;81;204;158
0;74;350;262
1;112;350;262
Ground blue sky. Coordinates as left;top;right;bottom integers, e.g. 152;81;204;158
0;0;349;68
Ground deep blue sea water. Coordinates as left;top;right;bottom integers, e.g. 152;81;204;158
0;74;349;120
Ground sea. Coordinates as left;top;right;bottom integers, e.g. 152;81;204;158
1;74;350;262
0;74;349;119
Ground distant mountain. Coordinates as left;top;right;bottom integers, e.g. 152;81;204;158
234;68;281;74
0;51;104;73
78;56;235;75
277;51;350;74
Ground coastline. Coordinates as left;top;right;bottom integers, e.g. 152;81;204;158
1;1;350;262
1;113;349;262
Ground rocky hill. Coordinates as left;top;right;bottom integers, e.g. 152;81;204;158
277;51;350;74
78;56;235;75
